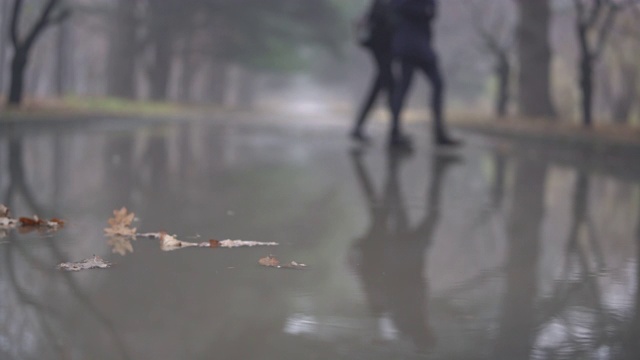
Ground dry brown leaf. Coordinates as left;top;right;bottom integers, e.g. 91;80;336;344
57;256;113;272
104;207;137;237
18;216;64;231
259;255;281;267
259;255;307;270
19;216;45;227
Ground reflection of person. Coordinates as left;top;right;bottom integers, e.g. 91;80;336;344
349;148;460;351
390;0;460;147
351;0;394;143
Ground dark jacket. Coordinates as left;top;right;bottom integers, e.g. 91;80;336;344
362;0;394;53
391;0;437;59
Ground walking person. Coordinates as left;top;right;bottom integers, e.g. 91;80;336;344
351;0;395;143
390;0;460;147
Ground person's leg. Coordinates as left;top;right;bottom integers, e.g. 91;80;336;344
390;58;415;147
419;48;461;146
352;51;386;140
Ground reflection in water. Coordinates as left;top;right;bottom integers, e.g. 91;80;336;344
2;121;640;358
0;136;131;360
495;155;547;359
350;149;461;351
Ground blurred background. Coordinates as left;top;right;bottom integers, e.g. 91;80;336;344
0;0;638;128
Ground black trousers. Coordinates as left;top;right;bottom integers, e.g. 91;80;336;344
353;48;394;132
391;46;446;138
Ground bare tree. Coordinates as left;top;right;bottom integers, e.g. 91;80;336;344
464;0;515;118
573;0;636;127
8;0;70;106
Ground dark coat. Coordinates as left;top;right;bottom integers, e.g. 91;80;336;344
362;0;394;54
391;0;437;59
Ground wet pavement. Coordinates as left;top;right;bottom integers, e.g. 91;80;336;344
1;113;640;359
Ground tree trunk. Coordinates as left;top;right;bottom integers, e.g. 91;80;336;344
579;57;594;127
0;0;10;96
495;53;510;118
55;21;70;96
578;25;594;127
8;48;27;105
107;0;136;99
207;61;227;105
612;65;637;124
515;0;556;118
179;36;195;103
149;33;172;101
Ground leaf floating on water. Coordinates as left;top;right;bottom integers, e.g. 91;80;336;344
159;232;199;251
0;204;9;218
0;216;18;229
57;256;113;272
216;240;279;248
0;206;62;233
259;255;280;267
18;215;65;231
104;207;137;237
259;255;307;270
136;232;162;239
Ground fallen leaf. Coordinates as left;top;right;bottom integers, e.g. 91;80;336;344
19;216;44;227
159;232;199;251
104;207;137;237
0;216;18;229
259;255;307;270
136;232;162;239
0;204;9;218
57;256;113;272
18;216;65;231
217;240;279;248
259;255;280;267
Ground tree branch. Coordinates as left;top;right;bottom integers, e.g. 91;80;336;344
10;0;23;47
49;8;72;26
594;3;619;58
24;0;61;50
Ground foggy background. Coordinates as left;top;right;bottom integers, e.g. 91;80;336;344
0;0;639;125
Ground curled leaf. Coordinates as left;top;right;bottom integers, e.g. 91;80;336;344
18;216;65;232
19;216;44;227
0;217;18;229
137;232;162;239
159;232;199;251
0;204;9;218
57;256;113;272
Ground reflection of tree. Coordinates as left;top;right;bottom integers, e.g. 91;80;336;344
494;156;547;359
533;165;627;358
4;139;46;213
622;194;640;359
350;149;460;351
1;137;131;359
